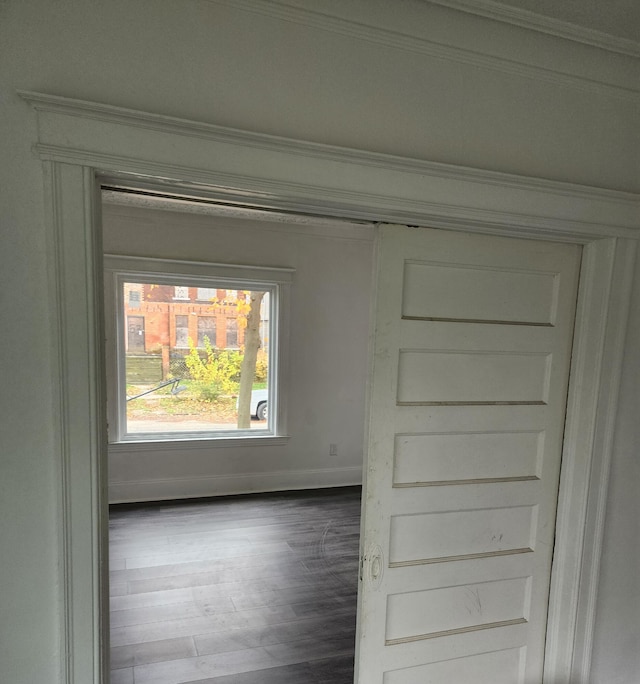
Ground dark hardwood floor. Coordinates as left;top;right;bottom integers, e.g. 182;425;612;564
109;487;361;684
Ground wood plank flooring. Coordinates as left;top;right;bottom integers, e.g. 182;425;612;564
110;487;361;684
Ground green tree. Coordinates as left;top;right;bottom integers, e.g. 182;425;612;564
184;336;242;401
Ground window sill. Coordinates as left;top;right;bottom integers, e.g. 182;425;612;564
108;435;291;451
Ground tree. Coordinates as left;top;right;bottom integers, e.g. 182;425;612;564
184;337;242;401
236;291;265;428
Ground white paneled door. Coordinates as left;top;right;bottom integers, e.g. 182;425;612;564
356;225;581;683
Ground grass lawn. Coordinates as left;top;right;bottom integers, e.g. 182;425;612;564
126;380;266;424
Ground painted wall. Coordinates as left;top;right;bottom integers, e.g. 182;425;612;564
1;0;638;681
102;202;374;502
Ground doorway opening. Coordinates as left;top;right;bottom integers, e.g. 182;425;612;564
26;89;630;683
102;190;375;683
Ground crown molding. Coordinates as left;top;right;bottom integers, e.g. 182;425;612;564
208;0;640;100
425;0;640;58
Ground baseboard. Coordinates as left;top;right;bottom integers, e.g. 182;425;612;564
108;466;363;503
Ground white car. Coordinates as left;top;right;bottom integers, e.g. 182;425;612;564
250;389;268;420
237;389;268;420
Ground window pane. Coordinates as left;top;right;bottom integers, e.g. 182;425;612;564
226;318;238;348
175;315;189;347
197;287;217;301
122;281;271;437
197;316;216;347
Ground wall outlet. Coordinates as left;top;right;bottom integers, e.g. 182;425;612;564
329;443;338;456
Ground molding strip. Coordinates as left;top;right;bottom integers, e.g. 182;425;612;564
27;147;640;240
385;618;528;645
44;161;108;683
18;92;640;210
573;238;638;680
426;0;640;58
45;160;74;684
209;0;640;100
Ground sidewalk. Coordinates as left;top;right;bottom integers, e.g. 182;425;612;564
127;418;267;433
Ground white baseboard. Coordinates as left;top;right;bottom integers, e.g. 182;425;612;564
108;466;362;503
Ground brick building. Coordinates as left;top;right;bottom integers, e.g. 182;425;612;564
123;283;256;354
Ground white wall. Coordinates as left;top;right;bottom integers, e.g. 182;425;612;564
102;202;374;502
1;0;638;681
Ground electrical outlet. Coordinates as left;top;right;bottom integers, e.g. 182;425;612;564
329;443;338;456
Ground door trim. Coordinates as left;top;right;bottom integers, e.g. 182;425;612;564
20;91;638;683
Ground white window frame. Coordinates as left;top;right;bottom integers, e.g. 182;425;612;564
104;254;293;444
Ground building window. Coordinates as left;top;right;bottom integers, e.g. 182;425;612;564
128;289;141;308
197;287;217;301
104;256;293;443
175;315;189;348
197;316;216;347
226;318;238;348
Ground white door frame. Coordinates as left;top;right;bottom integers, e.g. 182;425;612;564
20;91;638;683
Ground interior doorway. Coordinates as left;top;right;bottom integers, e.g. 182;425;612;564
104;193;582;683
102;192;375;683
26;90;633;684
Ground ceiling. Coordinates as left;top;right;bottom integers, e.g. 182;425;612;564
486;0;640;43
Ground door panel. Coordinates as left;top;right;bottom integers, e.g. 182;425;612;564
393;430;542;485
402;261;558;325
396;349;550;404
388;505;536;564
356;225;580;683
382;647;525;684
385;576;530;642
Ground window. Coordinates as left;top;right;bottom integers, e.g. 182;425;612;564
197;287;217;301
175;315;189;348
104;255;292;443
197;316;216;347
128;288;141;308
226;317;238;348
